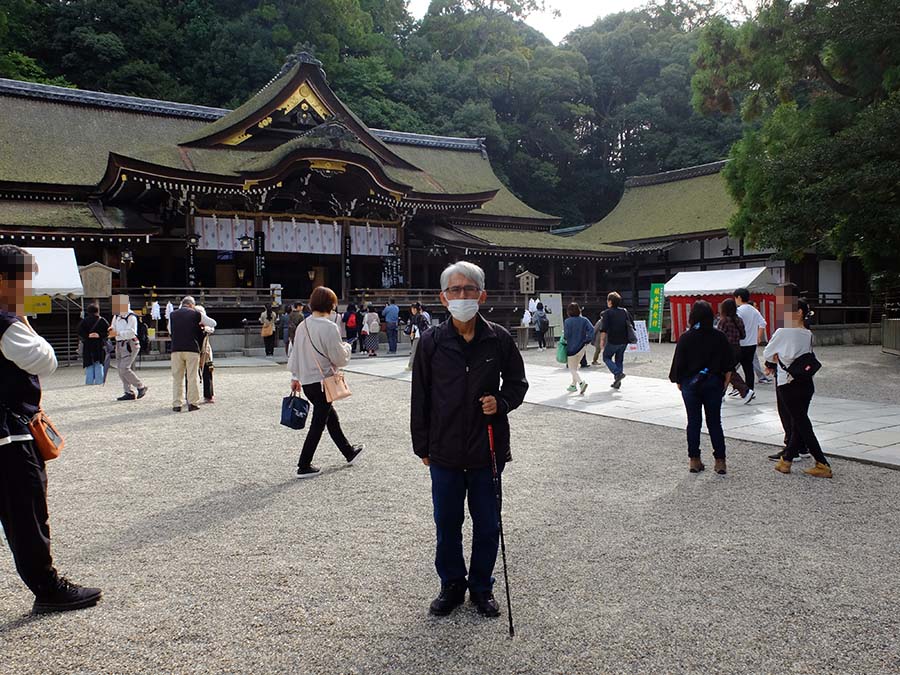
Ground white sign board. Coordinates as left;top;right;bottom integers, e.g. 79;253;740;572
539;293;564;333
626;320;651;354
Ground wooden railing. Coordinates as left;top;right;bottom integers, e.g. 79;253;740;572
120;287;277;310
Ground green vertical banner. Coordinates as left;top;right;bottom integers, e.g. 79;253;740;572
648;283;664;333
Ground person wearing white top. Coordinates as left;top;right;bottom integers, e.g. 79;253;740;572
764;285;832;478
287;286;364;478
0;244;102;614
734;287;767;392
108;294;147;401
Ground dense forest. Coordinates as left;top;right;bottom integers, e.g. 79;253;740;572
0;0;744;227
2;0;897;278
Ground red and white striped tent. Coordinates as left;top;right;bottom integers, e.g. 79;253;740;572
664;267;778;341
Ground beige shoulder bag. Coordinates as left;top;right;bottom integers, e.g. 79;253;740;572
305;321;352;402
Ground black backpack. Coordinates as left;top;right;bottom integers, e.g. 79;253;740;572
135;315;150;352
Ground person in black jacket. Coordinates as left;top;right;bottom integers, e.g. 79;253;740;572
77;303;109;385
668;300;734;475
411;261;528;619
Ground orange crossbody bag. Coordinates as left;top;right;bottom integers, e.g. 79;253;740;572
3;404;65;461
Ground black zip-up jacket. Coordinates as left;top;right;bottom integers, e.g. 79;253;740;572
411;314;528;469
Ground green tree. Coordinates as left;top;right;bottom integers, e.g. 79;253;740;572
693;0;900;278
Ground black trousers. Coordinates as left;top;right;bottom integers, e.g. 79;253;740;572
738;345;757;391
778;379;828;465
298;383;353;468
0;440;56;595
202;363;214;400
536;329;546;349
263;334;276;356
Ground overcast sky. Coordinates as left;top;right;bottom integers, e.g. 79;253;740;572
407;0;650;44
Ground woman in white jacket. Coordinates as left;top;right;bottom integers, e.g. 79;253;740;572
287;286;364;478
764;284;831;478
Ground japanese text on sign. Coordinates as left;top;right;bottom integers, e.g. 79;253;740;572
648;283;664;333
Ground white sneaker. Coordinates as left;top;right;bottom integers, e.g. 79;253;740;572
743;390;756;404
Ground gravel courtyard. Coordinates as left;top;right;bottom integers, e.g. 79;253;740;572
2;364;899;675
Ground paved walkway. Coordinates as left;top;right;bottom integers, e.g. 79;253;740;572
345;359;900;469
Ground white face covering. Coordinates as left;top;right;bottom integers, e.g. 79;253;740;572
447;298;479;322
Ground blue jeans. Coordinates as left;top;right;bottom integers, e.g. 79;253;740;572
680;374;726;459
430;463;502;593
85;361;104;385
386;323;398;353
602;343;627;377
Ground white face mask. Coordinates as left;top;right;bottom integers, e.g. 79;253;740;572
447;298;479;322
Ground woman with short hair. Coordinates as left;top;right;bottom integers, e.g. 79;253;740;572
668;300;734;474
287;286;364;478
563;302;594;395
77;303;109;385
362;305;381;357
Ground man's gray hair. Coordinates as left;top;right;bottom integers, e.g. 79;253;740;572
181;296;196;307
440;261;485;292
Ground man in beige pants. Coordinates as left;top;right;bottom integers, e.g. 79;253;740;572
168;296;214;412
109;295;148;401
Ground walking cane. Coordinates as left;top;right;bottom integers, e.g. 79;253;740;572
487;422;515;637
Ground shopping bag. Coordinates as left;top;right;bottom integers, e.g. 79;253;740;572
556;337;567;364
280;392;310;430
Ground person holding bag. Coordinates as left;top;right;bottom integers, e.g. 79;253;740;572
77;303;109;385
287;286;364;479
259;304;276;357
0;244;102;614
765;284;831;478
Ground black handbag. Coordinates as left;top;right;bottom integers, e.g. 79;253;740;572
781;352;821;382
280;392;310;430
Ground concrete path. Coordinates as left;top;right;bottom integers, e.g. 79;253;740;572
345;358;900;469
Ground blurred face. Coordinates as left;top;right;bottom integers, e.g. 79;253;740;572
0;254;35;314
112;295;129;315
440;272;487;309
775;287;801;326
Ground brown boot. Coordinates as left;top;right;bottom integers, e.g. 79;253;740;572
803;462;833;478
774;458;792;474
714;458;727;475
689;457;705;473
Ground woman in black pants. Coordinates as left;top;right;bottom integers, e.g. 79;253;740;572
287;286;364;478
764;285;832;478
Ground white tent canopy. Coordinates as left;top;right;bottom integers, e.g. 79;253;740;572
24;247;84;297
664;267;776;297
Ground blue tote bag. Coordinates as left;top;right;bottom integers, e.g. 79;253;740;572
281;392;310;430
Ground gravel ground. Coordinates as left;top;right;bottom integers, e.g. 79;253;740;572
521;342;900;405
1;366;899;675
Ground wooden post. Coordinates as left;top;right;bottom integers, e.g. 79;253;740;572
341;220;350;302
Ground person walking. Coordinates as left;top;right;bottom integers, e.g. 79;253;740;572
563;302;594;395
287;302;305;354
342;302;360;353
363;305;381;357
532;301;549;351
77;303;109;385
597;292;633;389
411;261;528;618
287;286;364;478
0;244;102;614
668;300;734;474
170;296;208;412
734;287;767;392
406;302;430;370
382;298;400;354
196;305;216;403
109;294;148;401
765;285;832;478
716;298;755;404
259;304;277;357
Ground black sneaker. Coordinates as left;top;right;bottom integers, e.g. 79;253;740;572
429;581;466;616
187;404;200;412
32;577;102;615
172;406;182;413
611;379;622;390
136;386;148;399
615;372;626;382
297;465;321;479
470;590;501;617
117;393;136;401
346;444;366;465
768;450;785;461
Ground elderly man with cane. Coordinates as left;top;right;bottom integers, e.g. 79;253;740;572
411;261;528;626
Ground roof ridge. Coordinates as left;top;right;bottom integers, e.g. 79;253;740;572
0;78;486;152
624;160;729;188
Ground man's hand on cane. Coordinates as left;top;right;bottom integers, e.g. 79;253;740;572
479;395;498;416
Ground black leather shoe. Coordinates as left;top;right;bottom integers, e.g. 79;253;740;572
136;386;148;399
33;577;102;615
470;590;501;617
188;404;200;412
429;581;466;616
117;393;136;401
172;406;182;412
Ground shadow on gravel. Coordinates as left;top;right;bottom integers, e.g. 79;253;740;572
0;612;42;635
83;479;300;557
